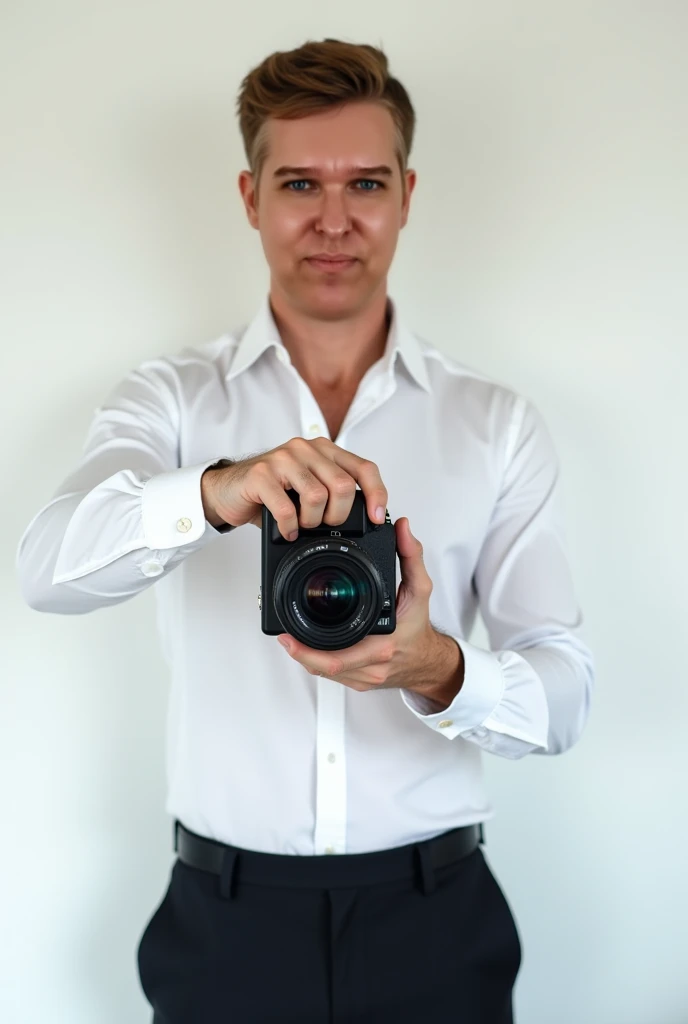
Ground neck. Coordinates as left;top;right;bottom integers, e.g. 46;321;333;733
268;285;391;394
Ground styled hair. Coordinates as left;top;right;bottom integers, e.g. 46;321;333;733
235;38;416;201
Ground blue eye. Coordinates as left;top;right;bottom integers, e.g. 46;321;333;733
283;179;383;192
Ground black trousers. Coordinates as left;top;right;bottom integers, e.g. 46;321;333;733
136;825;522;1023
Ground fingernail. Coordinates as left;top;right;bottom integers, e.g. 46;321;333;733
375;506;385;522
278;637;290;651
288;530;299;541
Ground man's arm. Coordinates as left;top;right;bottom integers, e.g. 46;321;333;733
400;395;595;759
16;358;232;615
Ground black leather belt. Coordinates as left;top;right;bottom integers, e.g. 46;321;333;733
174;819;485;890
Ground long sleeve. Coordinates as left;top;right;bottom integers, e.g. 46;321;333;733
401;395;595;759
16;358;231;615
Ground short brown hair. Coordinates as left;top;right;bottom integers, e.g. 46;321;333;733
236;38;416;200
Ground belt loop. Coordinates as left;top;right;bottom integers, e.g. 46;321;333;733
479;823;485;846
173;819;179;853
218;847;238;901
415;843;436;896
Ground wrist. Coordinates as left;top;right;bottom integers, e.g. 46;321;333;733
201;464;231;529
415;631;465;711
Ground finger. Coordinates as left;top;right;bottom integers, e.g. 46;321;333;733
278;632;388;674
394;518;433;599
244;448;328;539
287;443;358;527
268;443;330;529
309;439;389;525
244;463;301;540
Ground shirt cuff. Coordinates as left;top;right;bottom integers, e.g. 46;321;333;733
141;459;231;549
400;637;505;740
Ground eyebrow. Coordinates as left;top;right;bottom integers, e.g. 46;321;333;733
272;165;394;179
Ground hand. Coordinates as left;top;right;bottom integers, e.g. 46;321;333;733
201;436;388;538
277;517;464;703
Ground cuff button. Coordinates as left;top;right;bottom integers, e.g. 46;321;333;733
176;517;192;533
141;560;164;577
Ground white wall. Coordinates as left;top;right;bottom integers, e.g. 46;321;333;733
2;3;687;1022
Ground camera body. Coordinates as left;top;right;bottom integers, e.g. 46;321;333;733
260;488;397;651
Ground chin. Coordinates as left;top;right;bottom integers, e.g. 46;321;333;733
275;271;382;315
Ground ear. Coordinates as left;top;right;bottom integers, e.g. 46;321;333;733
400;169;417;229
238;170;260;230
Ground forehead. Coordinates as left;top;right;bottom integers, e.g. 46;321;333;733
263;102;397;173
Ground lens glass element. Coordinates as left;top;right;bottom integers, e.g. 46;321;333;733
301;568;363;626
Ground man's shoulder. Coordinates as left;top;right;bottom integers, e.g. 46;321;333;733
415;332;523;410
132;330;241;388
171;331;240;373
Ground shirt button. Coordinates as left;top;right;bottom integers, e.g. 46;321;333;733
438;719;453;729
176;517;192;533
140;560;164;577
324;845;335;855
308;423;322;435
327;753;336;763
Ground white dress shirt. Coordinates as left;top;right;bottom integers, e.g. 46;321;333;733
16;294;594;855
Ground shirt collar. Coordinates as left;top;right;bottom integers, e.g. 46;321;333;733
225;293;431;393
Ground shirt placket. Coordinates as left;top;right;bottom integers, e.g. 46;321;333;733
294;365;394;854
313;677;347;854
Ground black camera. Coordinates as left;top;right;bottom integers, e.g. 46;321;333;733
260;488;397;651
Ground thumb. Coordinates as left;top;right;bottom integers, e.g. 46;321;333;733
395;518;431;598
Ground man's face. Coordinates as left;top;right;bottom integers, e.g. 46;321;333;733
238;101;416;320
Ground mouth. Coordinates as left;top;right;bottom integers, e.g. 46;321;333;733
306;257;358;273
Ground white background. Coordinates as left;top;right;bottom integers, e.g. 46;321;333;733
2;2;687;1022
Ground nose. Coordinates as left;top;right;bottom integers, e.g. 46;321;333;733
315;187;352;238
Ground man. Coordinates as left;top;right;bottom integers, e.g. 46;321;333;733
17;38;594;1024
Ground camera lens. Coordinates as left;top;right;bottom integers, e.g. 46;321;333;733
301;568;362;626
272;540;385;650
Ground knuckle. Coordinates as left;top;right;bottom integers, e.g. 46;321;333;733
331;475;356;497
329;659;344;676
304;484;328;506
275;499;296;521
252;458;272;478
286;435;309;450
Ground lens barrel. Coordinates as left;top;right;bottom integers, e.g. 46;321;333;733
272;539;384;650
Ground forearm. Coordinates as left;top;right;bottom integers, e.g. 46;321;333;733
17;462;226;614
411;631;465;712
